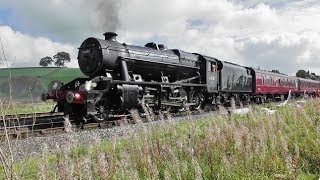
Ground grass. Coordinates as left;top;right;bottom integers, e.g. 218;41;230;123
0;100;320;179
0;101;56;114
0;67;60;77
41;67;86;87
0;67;84;87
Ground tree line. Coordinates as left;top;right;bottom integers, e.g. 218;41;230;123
272;69;319;80
39;51;70;67
296;70;319;80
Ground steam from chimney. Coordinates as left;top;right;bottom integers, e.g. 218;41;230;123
90;0;121;32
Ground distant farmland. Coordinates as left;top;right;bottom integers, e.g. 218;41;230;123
0;67;85;99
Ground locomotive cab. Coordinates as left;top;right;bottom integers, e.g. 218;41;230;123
197;54;220;93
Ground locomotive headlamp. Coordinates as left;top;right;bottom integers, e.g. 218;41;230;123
91;82;97;88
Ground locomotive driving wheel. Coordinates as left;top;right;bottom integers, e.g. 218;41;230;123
189;90;204;110
169;88;188;112
92;100;110;122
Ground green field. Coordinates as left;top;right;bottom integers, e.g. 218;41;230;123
0;67;85;98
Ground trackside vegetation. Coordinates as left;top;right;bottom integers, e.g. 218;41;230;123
0;101;55;114
0;100;319;179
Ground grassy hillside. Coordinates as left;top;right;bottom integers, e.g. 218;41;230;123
0;67;85;98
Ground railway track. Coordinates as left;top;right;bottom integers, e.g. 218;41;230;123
0;99;299;141
0;107;211;141
0;112;65;139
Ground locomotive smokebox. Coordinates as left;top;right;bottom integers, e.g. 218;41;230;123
103;32;117;41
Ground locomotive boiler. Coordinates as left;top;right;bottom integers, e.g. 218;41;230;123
78;32;199;81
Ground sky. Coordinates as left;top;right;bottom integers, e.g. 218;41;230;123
0;0;319;75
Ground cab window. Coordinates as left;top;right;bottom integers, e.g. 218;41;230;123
211;62;217;72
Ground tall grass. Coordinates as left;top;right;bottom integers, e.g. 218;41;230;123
0;37;57;179
0;36;17;180
1;100;320;179
0;101;55;114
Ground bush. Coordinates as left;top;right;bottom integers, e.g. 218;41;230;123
0;76;45;99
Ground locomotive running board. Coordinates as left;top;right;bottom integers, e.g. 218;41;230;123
111;80;206;87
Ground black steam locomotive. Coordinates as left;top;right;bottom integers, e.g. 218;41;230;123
42;32;267;122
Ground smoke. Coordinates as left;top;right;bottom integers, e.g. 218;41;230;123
3;0;122;43
90;0;121;32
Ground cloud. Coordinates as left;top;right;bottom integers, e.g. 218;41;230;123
1;0;320;74
3;0;120;43
0;26;77;68
240;32;320;74
231;0;300;8
116;0;320;74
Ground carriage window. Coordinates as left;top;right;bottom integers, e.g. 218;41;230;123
265;76;270;85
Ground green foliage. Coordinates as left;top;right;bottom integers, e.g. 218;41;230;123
271;69;280;73
53;52;70;67
1;100;320;179
296;69;308;78
39;56;53;67
296;69;319;80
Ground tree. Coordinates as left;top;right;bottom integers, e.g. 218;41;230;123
296;70;308;78
39;56;53;67
310;72;318;80
53;52;70;67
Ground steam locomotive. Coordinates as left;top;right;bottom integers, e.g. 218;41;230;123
42;32;320;122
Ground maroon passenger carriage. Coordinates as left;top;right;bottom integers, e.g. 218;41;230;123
248;68;320;103
298;78;320;97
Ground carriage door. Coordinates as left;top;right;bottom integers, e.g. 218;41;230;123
206;60;219;93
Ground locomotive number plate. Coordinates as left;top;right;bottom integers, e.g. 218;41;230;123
83;49;91;54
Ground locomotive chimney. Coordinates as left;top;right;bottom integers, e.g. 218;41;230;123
103;32;118;41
